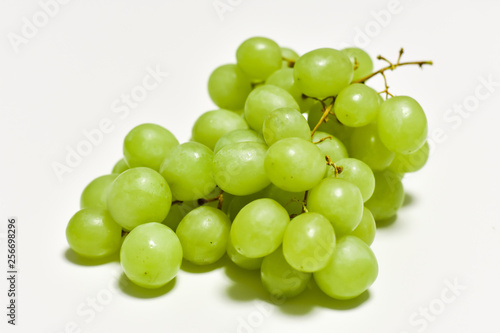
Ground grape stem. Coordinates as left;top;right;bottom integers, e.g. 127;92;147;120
197;191;224;210
325;155;343;176
301;191;309;214
310;102;334;138
282;57;296;68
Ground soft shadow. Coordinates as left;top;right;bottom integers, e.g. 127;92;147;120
224;261;268;301
402;192;415;207
181;255;230;274
117;273;177;298
64;248;119;266
376;215;398;228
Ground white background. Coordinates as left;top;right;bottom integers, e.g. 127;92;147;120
1;0;500;332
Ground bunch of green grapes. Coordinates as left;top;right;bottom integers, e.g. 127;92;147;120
65;37;431;301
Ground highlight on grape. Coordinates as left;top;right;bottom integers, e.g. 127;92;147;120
65;36;432;302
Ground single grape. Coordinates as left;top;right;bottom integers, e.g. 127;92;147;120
314;236;378;300
236;37;282;80
307;102;352;147
266;68;312;112
282;212;336;272
66;208;122;258
280;47;299;68
208;64;252;111
349;207;376;246
262;107;310;146
350;122;395;171
214;129;265;153
333;83;380;127
226;189;266;221
123;123;179;171
112;158;129;174
227;237;263;270
378;96;428;154
341;47;374;82
294;48;353;98
365;170;405;221
261;247;311;298
230;198;289;258
312;131;348;164
388;141;429;174
80;174;118;209
107;167;172;231
264;137;326;192
331;158;375;202
192;109;248;151
120;222;182;289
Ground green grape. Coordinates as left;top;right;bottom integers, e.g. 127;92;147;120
266;68;313;112
312;131;348;164
350;122;395;171
236;37;282;80
213;142;269;196
265;137;326;192
261;247;311;298
244;85;299;132
314;236;378;300
120;222;182;289
66;208;122;258
112;158;129;174
349;207;376;246
307;102;352;147
230;198;289;258
262;107;310;146
159;142;216;201
107;167;172;231
365;170;405;221
331;158;375;202
333;83;380;127
307;178;363;237
226;189;267;221
214;128;264;153
388;141;429;173
280;47;299;68
208;64;252;111
378;96;428;154
282;212;336;272
192;109;249;151
341;47;374;82
227;237;263;270
176;206;231;265
294;48;353;98
80;174;118;209
262;184;304;216
123;123;179;171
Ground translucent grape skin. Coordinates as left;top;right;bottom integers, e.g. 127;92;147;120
66;208;122;258
212;142;270;196
365;170;405;221
333;83;380;127
349;207;376;246
312;131;348;164
350;122;395;171
341;47;374;82
282;212;336;272
112;158;129;174
213;129;265;153
314;236;378;300
262;107;310;146
266;68;312;112
307;102;353;147
208;64;252;111
307;178;364;237
80;174;118;209
236;37;282;80
123;123;179;171
388;141;429;174
294;48;353;98
159;142;216;201
261;247;311;298
192;109;249;151
230;198;289;258
330;158;375;202
107;167;172;231
176;206;231;265
378;96;428;154
265;137;326;192
227;237;263;270
120;222;182;289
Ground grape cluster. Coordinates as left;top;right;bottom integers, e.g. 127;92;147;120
66;37;431;301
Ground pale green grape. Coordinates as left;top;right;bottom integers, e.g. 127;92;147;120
349;207;376;246
227;237;263;270
312;131;348;164
389;141;429;174
331;158;375;202
66;208;122;258
265;137;326;192
120;222;182;289
378;96;428;154
350;122;395;171
162;202;193;231
266;68;313;111
123;123;179;171
112;158;129;174
365;170;405;221
176;206;231;265
307;178;363;237
307;102;352;147
261;247;311;298
214;129;265;153
230;198;289;258
341;47;374;82
282;212;335;272
333;83;380;127
159;142;216;201
192;109;248;151
236;37;282;80
294;48;353;98
208;64;252;111
107;167;172;231
226;190;266;221
80;174;118;209
280;47;299;68
314;236;378;300
262;184;304;217
244;85;299;132
262;107;310;145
